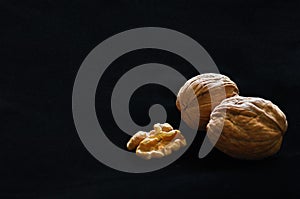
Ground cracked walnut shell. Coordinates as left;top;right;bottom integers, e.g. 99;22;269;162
127;123;186;160
176;73;239;130
207;96;288;160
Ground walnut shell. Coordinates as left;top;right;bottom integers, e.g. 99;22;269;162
207;96;288;160
176;73;239;130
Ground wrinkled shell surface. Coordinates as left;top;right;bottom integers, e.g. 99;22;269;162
207;96;288;160
127;123;186;160
176;73;239;130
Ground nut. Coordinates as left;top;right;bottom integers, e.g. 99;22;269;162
127;123;186;160
176;73;239;130
207;96;288;160
126;131;147;151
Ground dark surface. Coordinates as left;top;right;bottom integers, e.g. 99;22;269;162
1;0;300;198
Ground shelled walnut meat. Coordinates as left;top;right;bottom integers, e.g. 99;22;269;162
176;73;239;130
127;123;186;160
207;96;288;160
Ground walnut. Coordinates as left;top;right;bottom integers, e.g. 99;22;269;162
176;73;239;130
126;131;147;151
127;123;186;160
207;96;288;160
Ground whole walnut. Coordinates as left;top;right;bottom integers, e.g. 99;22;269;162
176;73;239;130
207;96;288;160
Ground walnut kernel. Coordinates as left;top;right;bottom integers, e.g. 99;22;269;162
127;123;186;160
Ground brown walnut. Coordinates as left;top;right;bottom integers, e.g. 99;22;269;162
176;73;239;130
207;96;288;160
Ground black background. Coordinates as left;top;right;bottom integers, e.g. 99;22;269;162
1;0;300;198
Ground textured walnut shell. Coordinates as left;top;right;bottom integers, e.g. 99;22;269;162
176;73;239;130
207;96;288;160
